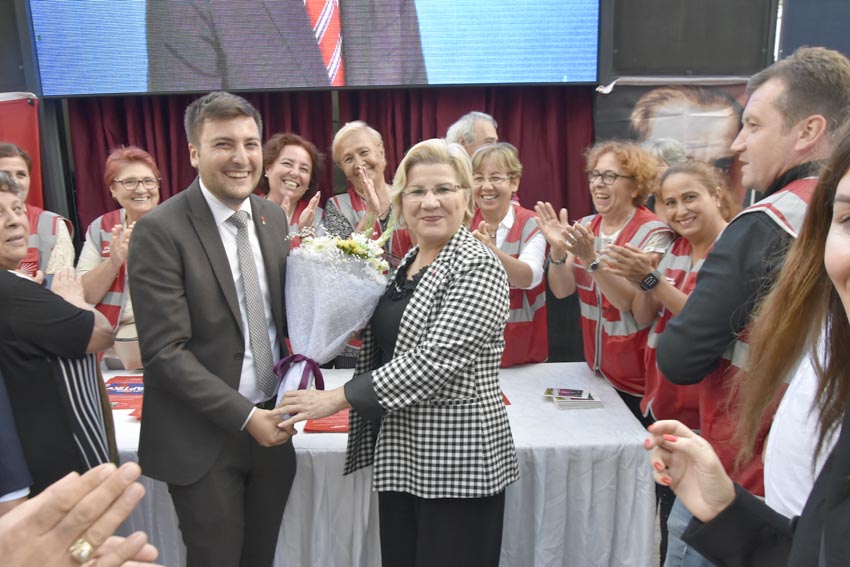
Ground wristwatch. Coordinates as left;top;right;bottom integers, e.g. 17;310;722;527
639;270;663;291
586;256;601;273
550;251;568;265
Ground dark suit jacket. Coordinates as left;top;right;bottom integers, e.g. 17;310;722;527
683;392;850;566
146;0;427;92
128;181;290;486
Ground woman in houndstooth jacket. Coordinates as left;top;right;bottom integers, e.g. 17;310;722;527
278;139;519;566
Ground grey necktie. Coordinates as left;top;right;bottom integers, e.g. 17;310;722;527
228;210;277;399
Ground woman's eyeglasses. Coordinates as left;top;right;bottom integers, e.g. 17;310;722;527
586;170;633;185
472;175;512;187
401;184;462;201
113;177;160;191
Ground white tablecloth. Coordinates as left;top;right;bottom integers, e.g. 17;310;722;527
112;363;654;567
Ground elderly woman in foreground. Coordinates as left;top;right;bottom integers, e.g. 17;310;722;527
278;139;518;567
0;171;115;496
0;142;74;278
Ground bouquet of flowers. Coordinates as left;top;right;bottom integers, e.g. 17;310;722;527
275;230;390;401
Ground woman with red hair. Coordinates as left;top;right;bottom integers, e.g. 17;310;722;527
76;146;162;370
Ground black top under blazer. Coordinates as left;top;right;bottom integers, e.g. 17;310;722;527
344;227;520;499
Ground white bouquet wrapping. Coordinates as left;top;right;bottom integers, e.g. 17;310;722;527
275;231;389;402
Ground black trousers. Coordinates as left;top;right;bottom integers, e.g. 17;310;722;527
168;430;296;567
378;490;506;567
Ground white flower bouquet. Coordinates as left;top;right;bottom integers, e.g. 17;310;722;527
275;231;390;401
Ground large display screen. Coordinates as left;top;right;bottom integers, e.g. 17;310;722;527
28;0;599;96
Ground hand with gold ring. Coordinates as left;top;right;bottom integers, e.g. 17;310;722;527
69;537;94;563
0;462;161;567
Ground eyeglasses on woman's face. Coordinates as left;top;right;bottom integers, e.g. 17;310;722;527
113;177;161;191
401;184;462;202
472;174;512;187
586;169;633;185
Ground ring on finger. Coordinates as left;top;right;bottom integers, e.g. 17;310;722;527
69;537;95;564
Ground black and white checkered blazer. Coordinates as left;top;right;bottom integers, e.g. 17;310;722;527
343;227;520;498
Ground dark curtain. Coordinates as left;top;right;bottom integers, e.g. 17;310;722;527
337;85;593;217
68;85;593;231
66;85;592;363
67;91;334;230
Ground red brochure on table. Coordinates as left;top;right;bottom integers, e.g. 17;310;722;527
105;375;144;419
304;408;350;433
304;392;509;433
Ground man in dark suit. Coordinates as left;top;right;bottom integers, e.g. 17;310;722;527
128;91;295;567
146;0;427;92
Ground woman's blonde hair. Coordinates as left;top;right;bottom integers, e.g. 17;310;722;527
471;142;523;179
391;139;474;228
331;121;383;165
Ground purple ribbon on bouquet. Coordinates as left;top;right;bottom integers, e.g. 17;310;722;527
274;354;325;391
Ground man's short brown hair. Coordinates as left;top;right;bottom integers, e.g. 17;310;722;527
184;91;263;146
748;46;850;135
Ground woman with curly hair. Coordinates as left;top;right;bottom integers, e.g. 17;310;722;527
536;141;673;422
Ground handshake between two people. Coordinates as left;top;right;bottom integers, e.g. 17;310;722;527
245;386;352;447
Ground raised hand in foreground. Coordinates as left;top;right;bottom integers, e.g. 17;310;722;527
0;462;161;567
645;420;736;523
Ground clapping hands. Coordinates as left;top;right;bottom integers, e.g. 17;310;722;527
603;244;657;284
108;223;133;268
534;202;597;264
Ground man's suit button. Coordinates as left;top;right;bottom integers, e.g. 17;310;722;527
234;352;244;360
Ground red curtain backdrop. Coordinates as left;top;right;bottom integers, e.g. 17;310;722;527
68;91;334;230
68;86;592;230
0;95;43;207
338;85;593;218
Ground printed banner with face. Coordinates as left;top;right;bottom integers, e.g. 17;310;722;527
594;84;748;207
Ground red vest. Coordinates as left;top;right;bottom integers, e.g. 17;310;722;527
20;205;73;275
705;177;817;495
329;188;413;269
575;207;672;394
472;204;548;367
642;237;703;429
88;209;126;330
